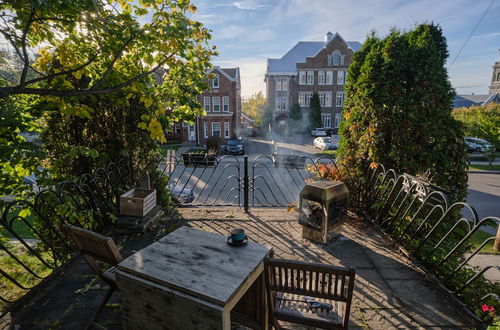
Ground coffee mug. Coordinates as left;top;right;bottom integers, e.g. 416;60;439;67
230;228;245;242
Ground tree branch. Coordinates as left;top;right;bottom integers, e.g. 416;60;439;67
90;31;139;89
0;55;172;98
20;10;35;85
23;54;97;86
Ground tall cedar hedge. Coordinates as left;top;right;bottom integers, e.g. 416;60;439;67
337;24;468;201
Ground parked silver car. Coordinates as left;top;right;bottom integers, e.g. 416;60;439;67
465;137;495;153
168;183;194;204
313;137;334;150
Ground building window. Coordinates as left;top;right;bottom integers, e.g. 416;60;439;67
329;50;343;66
281;97;287;110
276;97;281;110
299;92;305;107
318;92;332;107
204;122;208;138
175;123;181;134
497;72;500;81
276;77;282;91
335;113;341;128
282;78;288;91
322;113;331;128
318;71;325;85
306;92;313;106
336;91;345;107
212;122;221;137
307;71;314;85
203;97;210;112
213;97;220;112
319;93;325;107
337;71;345;85
326;71;333;85
299;71;306;85
212;74;219;88
224;122;230;138
222;96;229;112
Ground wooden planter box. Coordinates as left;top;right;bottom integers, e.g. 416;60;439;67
182;153;217;167
120;188;156;217
272;153;306;168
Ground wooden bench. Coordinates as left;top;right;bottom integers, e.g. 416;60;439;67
264;258;355;329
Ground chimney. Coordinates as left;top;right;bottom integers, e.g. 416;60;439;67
325;32;334;43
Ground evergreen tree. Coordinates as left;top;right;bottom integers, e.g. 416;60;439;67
337;23;468;201
290;103;302;120
309;93;322;129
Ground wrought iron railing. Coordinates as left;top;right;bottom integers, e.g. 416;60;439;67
353;164;499;323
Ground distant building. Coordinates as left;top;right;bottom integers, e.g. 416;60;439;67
166;67;241;145
264;32;361;130
454;52;500;108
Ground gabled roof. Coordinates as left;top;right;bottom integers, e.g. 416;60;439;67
453;94;490;108
267;32;362;73
483;93;500;105
206;66;240;89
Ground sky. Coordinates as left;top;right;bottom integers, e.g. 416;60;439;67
191;0;500;98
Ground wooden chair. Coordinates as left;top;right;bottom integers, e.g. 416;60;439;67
264;258;356;330
66;225;123;330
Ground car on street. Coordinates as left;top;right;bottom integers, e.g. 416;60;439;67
225;139;245;155
313;137;334;150
465;140;482;153
168;183;194;204
311;128;327;137
465;137;495;153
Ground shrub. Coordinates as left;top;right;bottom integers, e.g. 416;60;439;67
452;104;500;150
206;136;220;154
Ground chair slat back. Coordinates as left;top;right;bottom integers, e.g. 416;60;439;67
66;225;123;266
264;258;355;302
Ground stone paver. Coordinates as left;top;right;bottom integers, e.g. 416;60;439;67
180;207;475;329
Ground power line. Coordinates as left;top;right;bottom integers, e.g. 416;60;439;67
448;0;496;70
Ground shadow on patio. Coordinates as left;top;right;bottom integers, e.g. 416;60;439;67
2;207;476;329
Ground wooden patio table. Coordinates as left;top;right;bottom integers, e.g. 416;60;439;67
116;226;272;330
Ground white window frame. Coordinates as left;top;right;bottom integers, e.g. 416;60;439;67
299;71;306;85
281;97;287;110
212;74;219;88
336;91;345;107
282;78;288;91
175;123;181;134
298;92;305;107
212;97;220;112
276;77;282;91
325;92;332;107
212;122;221;137
306;71;314;85
326;71;333;85
337;71;345;85
330;50;342;66
322;113;331;128
203;97;210;112
319;93;325;107
335;113;341;128
276;97;281;111
305;92;313;107
204;122;208;138
318;71;325;85
224;122;230;138
222;96;229;112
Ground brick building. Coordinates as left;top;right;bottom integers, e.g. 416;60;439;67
265;32;361;131
166;67;241;145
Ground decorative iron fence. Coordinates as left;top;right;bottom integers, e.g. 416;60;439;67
355;164;500;323
0;159;138;311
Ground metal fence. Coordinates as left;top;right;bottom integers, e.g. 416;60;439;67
356;164;500;320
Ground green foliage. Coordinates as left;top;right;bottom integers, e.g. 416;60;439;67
261;104;274;135
309;93;322;129
452;104;500;150
290;103;302;120
288;103;304;134
242;92;266;127
337;24;468;201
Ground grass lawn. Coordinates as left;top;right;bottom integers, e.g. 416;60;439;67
0;241;54;310
315;150;336;157
0;210;36;239
469;164;500;171
468;229;498;254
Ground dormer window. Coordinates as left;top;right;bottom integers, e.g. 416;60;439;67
212;74;219;88
328;50;344;66
497;72;500;81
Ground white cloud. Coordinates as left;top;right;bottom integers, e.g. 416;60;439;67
233;1;270;10
472;31;500;39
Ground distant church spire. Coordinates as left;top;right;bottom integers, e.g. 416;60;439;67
489;50;500;94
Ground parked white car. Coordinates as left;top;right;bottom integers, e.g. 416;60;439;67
311;128;327;137
313;137;334;150
465;137;495;153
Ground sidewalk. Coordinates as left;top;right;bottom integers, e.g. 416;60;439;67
180;208;475;329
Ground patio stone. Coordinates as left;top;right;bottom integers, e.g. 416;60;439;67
1;207;476;329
